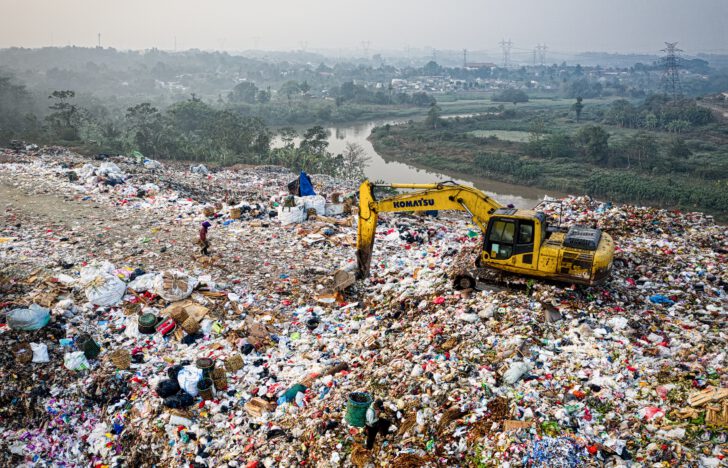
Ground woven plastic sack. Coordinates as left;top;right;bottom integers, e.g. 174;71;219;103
84;273;126;306
301;195;326;216
154;271;198;302
278;205;305;225
177;366;203;397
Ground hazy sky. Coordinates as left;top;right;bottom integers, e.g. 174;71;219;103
2;0;727;55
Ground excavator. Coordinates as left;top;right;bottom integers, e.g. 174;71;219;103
347;180;614;289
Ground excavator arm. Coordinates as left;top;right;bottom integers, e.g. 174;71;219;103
356;180;503;277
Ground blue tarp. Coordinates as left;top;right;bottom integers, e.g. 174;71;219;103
299;171;316;196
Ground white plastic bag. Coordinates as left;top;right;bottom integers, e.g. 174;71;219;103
31;343;49;363
177;366;203;396
64;351;90;371
7;305;51;330
154;271;198;302
278;205;305;225
128;273;159;292
503;361;533;385
80;261;116;283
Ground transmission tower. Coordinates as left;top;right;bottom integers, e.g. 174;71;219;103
499;39;513;68
361;41;370;57
660;42;683;99
463;48;467;68
537;43;547;65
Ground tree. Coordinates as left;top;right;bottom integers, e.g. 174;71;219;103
622;132;657;169
228;81;259;104
425;103;442;129
47;90;81;140
667;137;691;161
423;61;442;76
300;126;329;156
573;97;584;123
411;92;435;107
576;125;610;164
339;142;370;180
125;102;163;156
665;119;690;133
299;81;311;95
279;81;301;104
0;74;39;143
492;89;529;106
643;112;658;130
528;116;546;144
278;127;298;149
606;99;637;128
256;87;271;104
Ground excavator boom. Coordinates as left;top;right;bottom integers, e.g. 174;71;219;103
357;180;502;277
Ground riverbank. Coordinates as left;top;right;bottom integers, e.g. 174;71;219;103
369;114;728;220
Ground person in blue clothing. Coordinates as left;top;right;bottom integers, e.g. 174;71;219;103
365;399;391;450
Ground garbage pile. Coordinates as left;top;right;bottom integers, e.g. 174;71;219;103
0;146;726;467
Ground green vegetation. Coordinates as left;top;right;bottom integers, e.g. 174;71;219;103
370;95;728;215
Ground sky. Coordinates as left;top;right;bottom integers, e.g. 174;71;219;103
1;0;727;55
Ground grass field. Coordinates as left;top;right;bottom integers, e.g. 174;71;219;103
467;130;533;142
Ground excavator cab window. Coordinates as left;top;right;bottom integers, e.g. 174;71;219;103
485;218;536;262
486;219;515;260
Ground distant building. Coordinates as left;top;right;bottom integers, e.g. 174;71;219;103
465;62;497;70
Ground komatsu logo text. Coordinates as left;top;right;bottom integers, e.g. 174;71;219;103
392;198;436;208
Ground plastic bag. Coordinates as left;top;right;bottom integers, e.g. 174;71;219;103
301;195;326;216
278;205;305;225
156;379;181;398
7;305;51;330
128;273;158;292
84;273;126;306
325;203;345;216
31;343;49;363
154;271;198;302
503;361;532;385
177;366;203;396
64;351;90;371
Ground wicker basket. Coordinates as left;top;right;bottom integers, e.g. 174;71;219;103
229;208;241;220
169;307;189;324
182;317;201;334
213;377;228;391
224;354;244;372
211;367;226;380
109;349;131;370
14;342;33;364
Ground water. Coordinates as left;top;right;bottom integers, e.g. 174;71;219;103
273;117;567;209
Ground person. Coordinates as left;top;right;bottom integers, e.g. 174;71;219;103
198;221;211;255
365;399;390;450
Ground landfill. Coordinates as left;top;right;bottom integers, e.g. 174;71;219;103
0;146;726;467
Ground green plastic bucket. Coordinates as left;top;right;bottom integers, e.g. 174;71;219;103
345;392;372;427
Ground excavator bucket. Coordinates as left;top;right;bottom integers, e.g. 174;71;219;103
356;181;378;278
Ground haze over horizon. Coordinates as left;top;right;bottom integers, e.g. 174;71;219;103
2;0;727;56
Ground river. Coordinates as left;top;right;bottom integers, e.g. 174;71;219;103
274;117;567;208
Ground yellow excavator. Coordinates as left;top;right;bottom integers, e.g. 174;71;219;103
351;180;614;288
